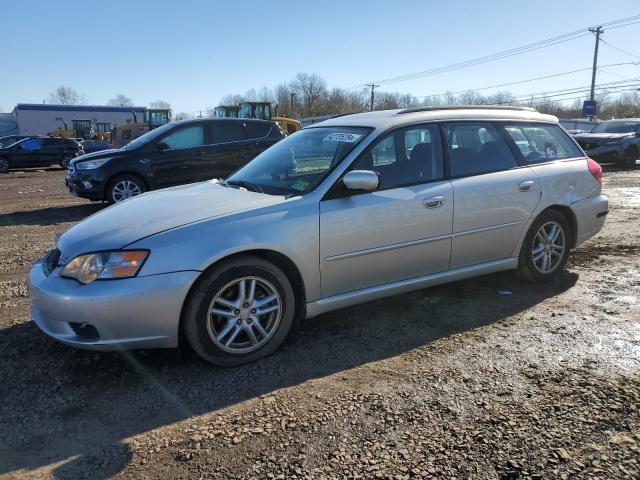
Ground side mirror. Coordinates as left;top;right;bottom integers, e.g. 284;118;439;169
156;141;169;151
343;170;379;192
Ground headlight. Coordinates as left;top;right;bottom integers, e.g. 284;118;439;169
60;250;148;284
76;158;110;170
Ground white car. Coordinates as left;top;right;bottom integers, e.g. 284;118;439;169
29;106;608;366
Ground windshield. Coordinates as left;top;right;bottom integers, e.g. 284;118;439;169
226;126;371;195
122;122;176;150
591;121;640;134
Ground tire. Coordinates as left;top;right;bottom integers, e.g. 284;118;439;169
0;157;9;173
183;256;295;367
623;146;638;168
106;174;146;204
60;156;73;169
519;210;570;282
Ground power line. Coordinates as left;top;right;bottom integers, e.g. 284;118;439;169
600;38;640;60
506;86;640;106
410;62;638;99
347;14;640;90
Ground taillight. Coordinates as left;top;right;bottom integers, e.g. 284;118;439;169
587;158;602;185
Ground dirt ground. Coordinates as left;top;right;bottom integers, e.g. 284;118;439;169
0;165;638;480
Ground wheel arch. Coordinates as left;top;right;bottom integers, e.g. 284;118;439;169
528;205;578;250
178;249;307;344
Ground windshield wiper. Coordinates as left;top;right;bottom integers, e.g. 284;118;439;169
223;179;264;193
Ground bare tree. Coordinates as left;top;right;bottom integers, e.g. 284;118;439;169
149;100;171;109
48;86;88;105
219;94;245;106
107;94;134;107
292;73;328;117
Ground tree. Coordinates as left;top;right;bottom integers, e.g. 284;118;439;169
292;73;328;117
107;94;134;107
48;86;87;105
150;100;171;109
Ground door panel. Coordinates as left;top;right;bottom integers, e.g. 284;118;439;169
450;168;541;268
149;148;197;187
320;181;453;297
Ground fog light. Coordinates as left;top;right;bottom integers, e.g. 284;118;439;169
82;180;92;189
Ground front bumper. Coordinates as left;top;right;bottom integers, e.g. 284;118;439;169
65;169;105;200
582;145;622;164
570;194;608;247
28;259;200;350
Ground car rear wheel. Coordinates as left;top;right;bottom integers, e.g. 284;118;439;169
183;256;295;367
106;174;146;203
519;210;570;282
0;157;9;173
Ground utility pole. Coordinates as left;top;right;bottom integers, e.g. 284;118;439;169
589;26;603;120
366;83;379;111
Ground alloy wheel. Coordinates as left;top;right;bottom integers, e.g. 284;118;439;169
531;221;565;274
111;180;142;202
0;158;9;173
206;276;281;354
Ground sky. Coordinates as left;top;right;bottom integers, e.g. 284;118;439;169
1;0;639;114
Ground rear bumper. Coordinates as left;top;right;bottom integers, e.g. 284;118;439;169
29;259;200;350
571;194;608;247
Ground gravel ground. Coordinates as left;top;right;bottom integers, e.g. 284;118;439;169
0;166;638;480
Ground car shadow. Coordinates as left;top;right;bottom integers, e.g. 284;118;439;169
0;270;578;479
0;203;104;227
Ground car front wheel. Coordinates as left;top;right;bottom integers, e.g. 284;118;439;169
0;157;10;173
106;174;146;203
520;210;570;282
183;256;295;367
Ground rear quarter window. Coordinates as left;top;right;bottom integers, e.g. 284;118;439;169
504;124;583;163
244;122;272;140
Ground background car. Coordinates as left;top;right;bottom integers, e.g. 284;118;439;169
0;136;83;173
65;118;285;203
573;119;640;167
80;139;112;154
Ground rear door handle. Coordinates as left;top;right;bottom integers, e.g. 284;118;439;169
518;180;535;192
424;196;445;209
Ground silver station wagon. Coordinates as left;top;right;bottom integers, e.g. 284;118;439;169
29;106;608;366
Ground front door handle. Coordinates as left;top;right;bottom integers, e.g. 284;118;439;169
424;196;445;209
518;180;535;192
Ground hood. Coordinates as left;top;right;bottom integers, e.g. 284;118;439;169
573;132;634;143
57;181;286;262
70;148;123;164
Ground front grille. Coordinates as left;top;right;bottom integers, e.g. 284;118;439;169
44;248;61;276
69;322;100;341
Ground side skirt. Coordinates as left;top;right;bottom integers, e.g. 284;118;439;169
305;257;518;318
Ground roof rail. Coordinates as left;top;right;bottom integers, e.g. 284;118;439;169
397;105;538;115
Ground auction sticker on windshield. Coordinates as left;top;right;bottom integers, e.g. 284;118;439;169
324;133;363;143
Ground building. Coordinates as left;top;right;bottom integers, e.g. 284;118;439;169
11;104;148;136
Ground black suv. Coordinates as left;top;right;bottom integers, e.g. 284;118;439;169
66;118;285;203
0;136;83;173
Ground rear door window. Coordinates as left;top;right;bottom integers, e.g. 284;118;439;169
211;121;245;144
162;125;205;150
18;138;45;151
444;123;517;177
503;124;583;163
